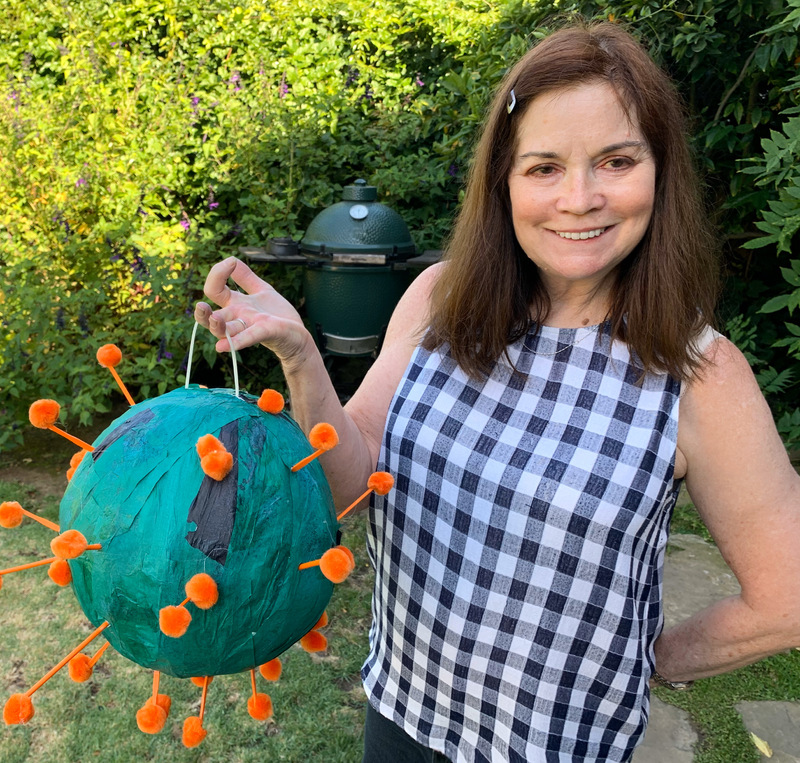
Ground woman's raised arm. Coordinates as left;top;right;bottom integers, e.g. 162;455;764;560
195;256;441;509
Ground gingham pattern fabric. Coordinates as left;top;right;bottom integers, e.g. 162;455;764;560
362;322;682;763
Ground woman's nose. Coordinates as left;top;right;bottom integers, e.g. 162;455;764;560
554;171;603;215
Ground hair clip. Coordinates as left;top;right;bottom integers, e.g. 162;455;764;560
507;89;516;114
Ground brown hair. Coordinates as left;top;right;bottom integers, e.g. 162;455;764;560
423;21;719;381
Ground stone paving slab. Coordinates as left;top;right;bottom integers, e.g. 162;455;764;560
736;701;800;762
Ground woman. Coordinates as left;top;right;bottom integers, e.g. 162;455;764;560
195;22;800;763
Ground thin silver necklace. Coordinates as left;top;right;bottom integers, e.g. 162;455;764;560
534;325;598;357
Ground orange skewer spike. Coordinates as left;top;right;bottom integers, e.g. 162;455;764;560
182;676;210;747
257;388;285;414
259;658;282;682
136;670;170;733
337;471;395;521
4;620;111;723
97;344;135;406
68;641;111;683
0;501;60;532
300;629;328;653
196;435;233;481
50;529;101;559
159;574;219;638
28;400;95;452
0;556;58;590
291;422;338;472
298;546;355;583
247;668;273;721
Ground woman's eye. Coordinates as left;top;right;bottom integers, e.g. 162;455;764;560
605;157;633;169
530;165;557;176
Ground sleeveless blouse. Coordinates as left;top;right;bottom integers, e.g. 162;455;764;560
361;322;683;762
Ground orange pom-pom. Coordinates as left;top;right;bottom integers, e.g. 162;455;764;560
258;389;285;414
185;573;218;610
136;702;167;734
96;344;122;368
247;692;273;721
69;450;88;469
68;654;93;683
28;399;61;428
300;630;328;653
337;545;355;567
196;434;225;458
148;693;172;716
182;715;207;748
159;605;192;638
190;676;214;687
201;451;233;481
48;559;72;586
259;658;282;682
313;611;329;630
3;693;34;725
0;501;24;529
308;422;339;451
319;547;354;583
50;529;88;559
367;471;395;495
66;466;76;482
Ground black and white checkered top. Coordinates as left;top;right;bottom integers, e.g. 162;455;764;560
362;321;683;762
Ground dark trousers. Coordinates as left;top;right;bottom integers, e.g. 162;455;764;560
363;703;451;763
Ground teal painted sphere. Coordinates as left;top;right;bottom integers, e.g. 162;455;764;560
59;386;337;678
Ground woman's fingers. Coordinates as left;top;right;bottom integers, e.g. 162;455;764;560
203;256;267;306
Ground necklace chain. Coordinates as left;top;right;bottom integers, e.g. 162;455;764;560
534;326;597;356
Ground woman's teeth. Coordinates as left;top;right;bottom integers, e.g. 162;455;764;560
555;227;607;240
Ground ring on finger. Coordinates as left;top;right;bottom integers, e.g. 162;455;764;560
233;318;247;331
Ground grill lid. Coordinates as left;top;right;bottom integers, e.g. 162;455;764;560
299;179;415;259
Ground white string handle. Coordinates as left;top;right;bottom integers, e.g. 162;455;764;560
185;320;240;397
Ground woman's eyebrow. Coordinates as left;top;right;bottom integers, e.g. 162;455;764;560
517;140;647;161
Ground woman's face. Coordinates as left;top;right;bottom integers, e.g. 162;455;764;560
507;82;656;300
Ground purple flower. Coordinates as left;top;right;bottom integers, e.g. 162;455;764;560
415;75;424;87
279;72;289;99
75;177;87;187
209;202;219;209
448;163;458;178
180;219;190;231
191;96;200;107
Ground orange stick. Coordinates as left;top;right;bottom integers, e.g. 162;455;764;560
18;508;60;532
46;426;95;452
291;450;323;473
89;641;111;668
26;621;110;696
250;669;257;699
0;557;57;575
152;670;160;703
298;559;321;571
86;544;102;551
108;367;135;407
199;676;210;723
337;488;373;522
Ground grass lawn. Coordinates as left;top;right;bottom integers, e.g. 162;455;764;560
2;452;799;762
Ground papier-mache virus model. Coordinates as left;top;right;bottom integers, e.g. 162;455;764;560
1;333;393;748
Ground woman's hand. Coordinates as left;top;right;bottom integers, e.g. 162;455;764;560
194;256;314;370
